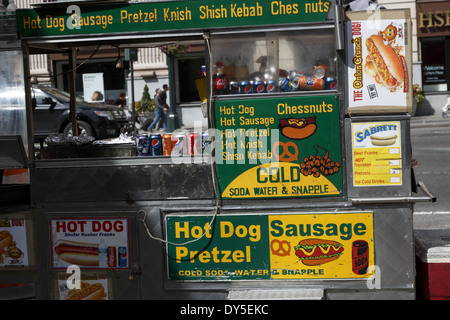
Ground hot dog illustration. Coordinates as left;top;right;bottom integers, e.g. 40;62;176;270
370;134;397;146
65;282;105;300
54;240;99;266
294;238;344;266
365;35;405;88
278;116;317;140
0;230;12;254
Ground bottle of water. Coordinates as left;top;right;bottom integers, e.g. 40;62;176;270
0;1;6;33
6;0;15;20
5;0;15;33
98;240;107;268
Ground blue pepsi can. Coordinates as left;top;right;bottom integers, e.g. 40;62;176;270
324;76;337;90
149;134;162;156
277;77;291;92
136;134;149;156
238;81;252;94
252;80;265;93
118;246;127;267
266;80;276;93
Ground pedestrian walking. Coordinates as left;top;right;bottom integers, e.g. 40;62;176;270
147;88;167;132
441;94;450;118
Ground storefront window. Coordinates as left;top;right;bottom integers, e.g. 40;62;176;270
210;28;337;95
57;59;126;103
176;56;205;103
421;37;450;92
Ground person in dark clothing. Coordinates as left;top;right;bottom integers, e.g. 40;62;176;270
155;84;169;130
147;88;167;132
160;84;169;110
114;92;127;108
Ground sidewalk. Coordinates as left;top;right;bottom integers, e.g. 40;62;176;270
411;112;450;129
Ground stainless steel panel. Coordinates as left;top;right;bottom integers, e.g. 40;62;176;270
30;162;415;299
30;162;215;203
345;116;412;199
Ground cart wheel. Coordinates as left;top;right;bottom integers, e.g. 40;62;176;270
63;120;94;137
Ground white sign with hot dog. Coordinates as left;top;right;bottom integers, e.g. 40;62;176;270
50;217;129;269
346;10;412;113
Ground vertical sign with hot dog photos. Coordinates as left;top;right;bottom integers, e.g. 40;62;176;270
214;95;343;199
50;217;130;269
346;9;412;113
165;212;375;281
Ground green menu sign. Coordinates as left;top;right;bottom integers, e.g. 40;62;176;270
214;95;343;199
17;0;332;38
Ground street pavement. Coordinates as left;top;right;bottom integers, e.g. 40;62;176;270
410;112;450;230
411;112;450;128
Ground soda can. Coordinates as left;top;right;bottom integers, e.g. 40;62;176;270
238;81;252;94
187;133;201;155
172;133;186;156
202;131;211;155
118;246;128;268
289;70;303;91
252;80;265;93
277;77;291;92
266;80;276;93
229;81;239;94
278;69;289;78
107;246;116;268
149;134;162;156
162;134;175;156
299;76;324;90
136;134;149;156
352;240;369;275
313;65;328;79
324;76;337;90
263;68;276;81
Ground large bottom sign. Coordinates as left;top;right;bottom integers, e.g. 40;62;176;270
165;212;374;281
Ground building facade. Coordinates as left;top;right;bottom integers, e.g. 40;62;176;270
18;0;446;117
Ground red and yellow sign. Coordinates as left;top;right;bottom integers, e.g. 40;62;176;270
268;213;375;279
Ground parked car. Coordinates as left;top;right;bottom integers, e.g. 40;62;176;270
32;86;128;140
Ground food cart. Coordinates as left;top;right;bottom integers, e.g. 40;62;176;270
5;0;435;300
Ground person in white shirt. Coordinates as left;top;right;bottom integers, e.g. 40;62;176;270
442;94;450;118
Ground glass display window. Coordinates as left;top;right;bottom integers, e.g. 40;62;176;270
421;36;450;92
210;28;337;95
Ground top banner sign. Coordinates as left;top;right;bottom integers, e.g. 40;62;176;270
17;0;333;38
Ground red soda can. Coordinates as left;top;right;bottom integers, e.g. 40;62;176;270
187;133;201;155
299;76;324;90
107;246;116;268
352;240;369;275
163;134;174;156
